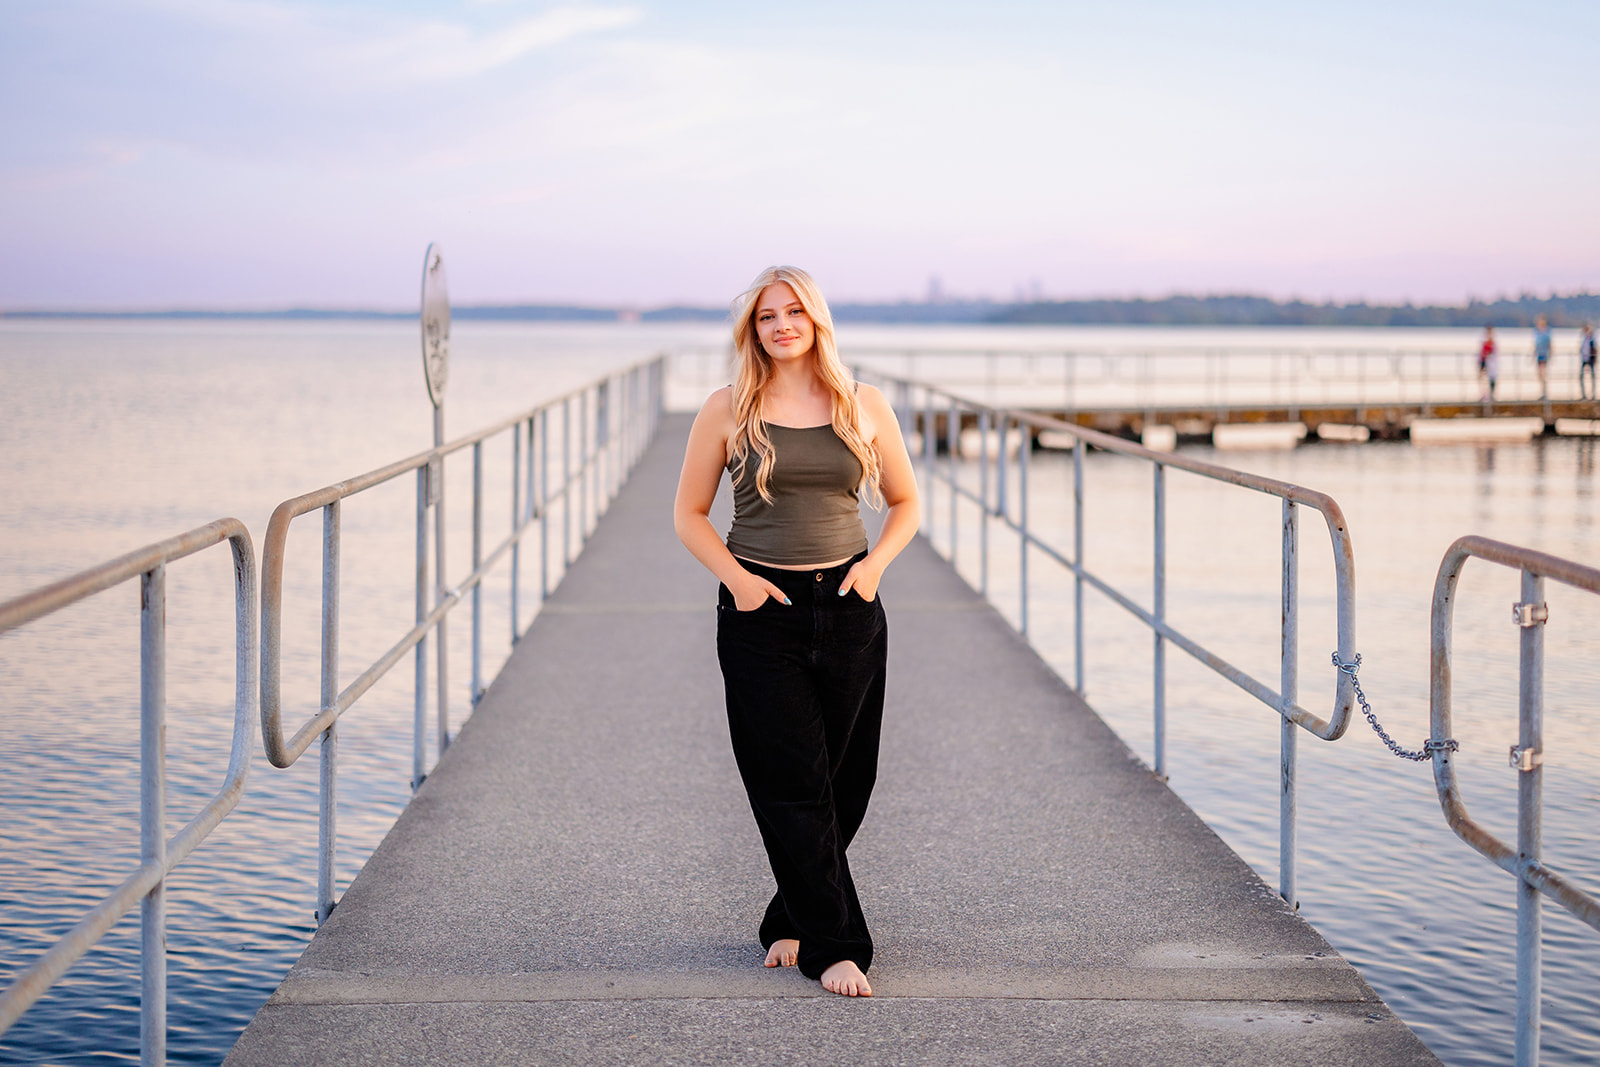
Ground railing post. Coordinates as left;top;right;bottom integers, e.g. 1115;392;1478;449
619;373;629;483
511;425;522;644
1516;567;1545;1067
139;563;166;1067
996;416;1008;521
601;377;610;509
562;397;572;566
1073;436;1085;694
948;398;959;564
1018;420;1030;636
622;371;631;473
413;468;428;790
471;441;483;706
1219;349;1230;415
1290;350;1301;422
978;409;990;596
636;366;645;458
615;373;625;496
540;410;551;600
923;388;935;487
1280;498;1299;909
524;418;535;540
652;357;660;428
433;449;450;759
1153;464;1166;779
580;391;591;544
317;501;340;923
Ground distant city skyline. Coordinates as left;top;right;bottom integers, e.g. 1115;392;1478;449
3;1;1597;310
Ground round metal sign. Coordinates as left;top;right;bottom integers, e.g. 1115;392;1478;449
420;243;450;407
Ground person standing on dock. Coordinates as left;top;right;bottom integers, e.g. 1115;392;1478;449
673;265;920;998
1579;322;1596;400
1534;315;1552;400
1478;324;1498;401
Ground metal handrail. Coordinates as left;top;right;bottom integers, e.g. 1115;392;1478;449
842;346;1582;410
1429;535;1600;1067
857;367;1357;908
0;519;258;1067
259;356;664;922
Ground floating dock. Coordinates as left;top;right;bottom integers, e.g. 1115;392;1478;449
225;414;1439;1066
912;398;1600;445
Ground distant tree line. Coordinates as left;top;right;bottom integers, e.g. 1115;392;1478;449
988;292;1600;328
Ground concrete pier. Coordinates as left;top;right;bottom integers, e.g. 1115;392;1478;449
225;414;1440;1066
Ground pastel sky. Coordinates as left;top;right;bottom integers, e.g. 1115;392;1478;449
3;0;1597;309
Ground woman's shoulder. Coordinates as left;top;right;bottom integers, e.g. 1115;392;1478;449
697;385;736;421
852;381;891;417
687;387;739;468
850;382;894;441
689;386;738;441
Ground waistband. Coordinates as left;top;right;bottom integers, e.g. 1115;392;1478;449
736;550;868;594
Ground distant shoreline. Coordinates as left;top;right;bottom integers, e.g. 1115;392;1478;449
5;292;1597;328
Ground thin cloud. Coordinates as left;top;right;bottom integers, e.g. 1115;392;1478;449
137;0;642;88
332;7;644;86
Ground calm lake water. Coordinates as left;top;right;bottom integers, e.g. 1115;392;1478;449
1;320;1596;1066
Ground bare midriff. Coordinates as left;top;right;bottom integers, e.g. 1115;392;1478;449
735;554;855;571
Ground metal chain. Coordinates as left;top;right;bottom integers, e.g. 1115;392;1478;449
1331;652;1459;762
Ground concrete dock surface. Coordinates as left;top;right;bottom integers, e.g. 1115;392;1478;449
226;414;1439;1066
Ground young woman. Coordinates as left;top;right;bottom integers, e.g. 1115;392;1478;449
673;265;919;997
1478;324;1498;401
1534;316;1552;400
1579;322;1596;400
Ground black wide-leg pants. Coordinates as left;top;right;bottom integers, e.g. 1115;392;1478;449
716;550;887;980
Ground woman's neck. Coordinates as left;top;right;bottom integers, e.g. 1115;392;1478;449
765;355;823;397
760;362;834;427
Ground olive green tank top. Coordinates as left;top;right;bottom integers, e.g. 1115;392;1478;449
725;423;869;565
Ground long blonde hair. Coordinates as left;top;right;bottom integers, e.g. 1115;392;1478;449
729;265;882;508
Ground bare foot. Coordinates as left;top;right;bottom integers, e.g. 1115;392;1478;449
763;939;799;968
820;959;872;997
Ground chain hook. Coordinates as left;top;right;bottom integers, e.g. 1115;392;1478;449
1331;651;1459;762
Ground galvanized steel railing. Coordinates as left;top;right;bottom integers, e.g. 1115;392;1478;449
0;357;663;1062
857;368;1357;908
0;519;258;1067
863;368;1600;1060
1429;536;1600;1067
259;356;664;923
